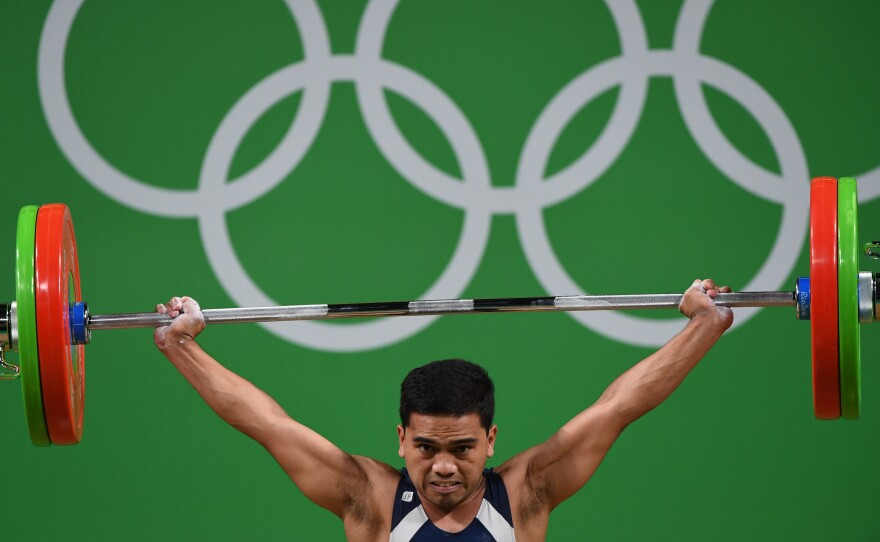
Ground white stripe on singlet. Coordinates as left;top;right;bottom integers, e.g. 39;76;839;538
388;499;515;541
389;505;429;541
476;499;516;541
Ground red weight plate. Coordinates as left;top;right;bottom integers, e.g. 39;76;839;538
35;204;85;444
809;178;840;419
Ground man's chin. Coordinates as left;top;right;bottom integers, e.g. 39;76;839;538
423;484;472;509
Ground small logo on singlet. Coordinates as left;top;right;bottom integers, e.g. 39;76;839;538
401;491;414;502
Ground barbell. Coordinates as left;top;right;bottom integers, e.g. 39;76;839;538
0;176;875;446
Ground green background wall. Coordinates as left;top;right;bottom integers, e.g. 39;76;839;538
2;1;879;540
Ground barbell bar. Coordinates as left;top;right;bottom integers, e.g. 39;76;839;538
0;177;874;446
85;290;797;330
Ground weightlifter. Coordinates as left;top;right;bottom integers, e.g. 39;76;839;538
154;278;733;541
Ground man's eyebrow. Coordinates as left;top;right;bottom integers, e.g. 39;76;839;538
412;436;478;446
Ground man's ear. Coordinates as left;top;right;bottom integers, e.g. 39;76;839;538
486;425;498;458
397;425;406;458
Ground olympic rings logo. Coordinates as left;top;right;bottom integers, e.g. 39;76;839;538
37;0;880;352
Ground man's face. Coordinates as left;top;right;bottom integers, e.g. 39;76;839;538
397;413;497;512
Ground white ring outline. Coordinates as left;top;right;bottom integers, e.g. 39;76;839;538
197;55;492;351
516;0;809;345
38;0;333;218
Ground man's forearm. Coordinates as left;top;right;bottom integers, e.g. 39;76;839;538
602;313;726;426
159;338;285;442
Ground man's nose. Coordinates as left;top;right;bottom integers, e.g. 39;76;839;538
432;454;458;476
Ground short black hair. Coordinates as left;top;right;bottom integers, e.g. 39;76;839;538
399;359;495;433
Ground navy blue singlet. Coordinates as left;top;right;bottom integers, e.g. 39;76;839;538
389;468;515;541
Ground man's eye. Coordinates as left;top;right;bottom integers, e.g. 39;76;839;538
455;446;470;454
418;445;435;453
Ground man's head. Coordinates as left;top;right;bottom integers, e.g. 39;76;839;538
397;359;498;512
399;358;495;433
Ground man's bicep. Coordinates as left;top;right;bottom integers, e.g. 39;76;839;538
261;416;371;517
524;401;626;509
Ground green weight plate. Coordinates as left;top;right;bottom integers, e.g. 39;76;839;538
838;177;860;419
17;205;50;446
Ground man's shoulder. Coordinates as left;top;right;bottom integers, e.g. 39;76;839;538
491;451;553;528
351;455;403;486
491;450;533;490
335;455;403;515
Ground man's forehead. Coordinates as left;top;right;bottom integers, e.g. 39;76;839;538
404;412;484;436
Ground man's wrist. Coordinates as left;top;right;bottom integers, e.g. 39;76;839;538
687;310;729;337
156;331;198;352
